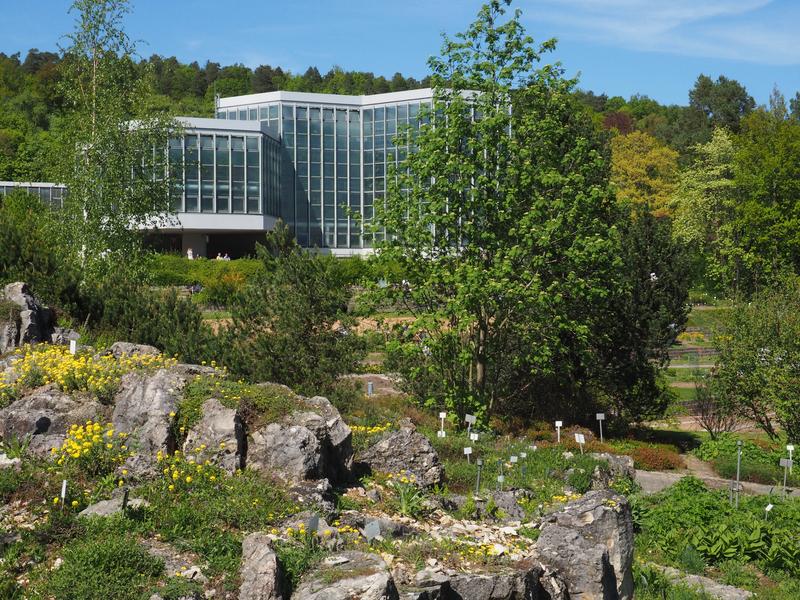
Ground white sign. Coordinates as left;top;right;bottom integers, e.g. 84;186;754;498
437;430;446;438
497;475;505;483
463;447;473;455
596;413;605;421
780;458;793;468
470;433;479;442
465;414;477;424
60;479;67;500
575;433;586;444
439;412;447;419
788;444;795;452
530;444;538;452
766;503;774;512
555;421;563;428
520;452;527;459
510;455;518;463
69;340;77;355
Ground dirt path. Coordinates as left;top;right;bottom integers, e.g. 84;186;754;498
636;468;799;497
683;454;719;479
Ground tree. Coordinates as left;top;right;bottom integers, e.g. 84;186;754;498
374;0;623;421
714;277;800;441
611;131;679;216
689;74;754;133
51;0;177;281
221;222;365;394
596;206;690;422
671;128;737;291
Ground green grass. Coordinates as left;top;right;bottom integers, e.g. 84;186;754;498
685;306;732;334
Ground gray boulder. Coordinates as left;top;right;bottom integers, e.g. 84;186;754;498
305;395;354;480
249;422;323;483
293;551;398;600
0;453;21;470
543;490;634;600
101;342;161;359
239;533;287;600
447;568;542;599
0;384;103;445
79;497;149;518
590;453;636;489
112;368;186;460
50;327;81;346
183;398;244;472
357;425;443;487
0;282;54;352
535;524;617;600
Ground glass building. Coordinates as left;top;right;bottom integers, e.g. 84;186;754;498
0;181;66;209
2;89;436;257
215;89;434;252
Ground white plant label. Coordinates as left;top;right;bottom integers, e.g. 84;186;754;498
766;504;774;512
439;412;447;419
465;414;477;424
575;433;586;444
520;452;527;459
464;447;472;455
470;433;479;442
60;479;67;500
437;430;446;438
555;421;563;428
497;475;505;483
510;455;518;463
596;413;605;421
69;340;77;355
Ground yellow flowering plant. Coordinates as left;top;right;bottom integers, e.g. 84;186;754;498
51;420;132;478
8;344;177;403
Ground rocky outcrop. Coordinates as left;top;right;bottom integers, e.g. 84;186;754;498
0;384;103;453
535;490;634;600
112;368;186;461
356;423;443;487
0;282;54;352
293;552;398;600
247;397;353;484
79;497;149;518
447;568;542;599
183;398;244;472
101;342;161;359
239;533;287;600
590;453;636;490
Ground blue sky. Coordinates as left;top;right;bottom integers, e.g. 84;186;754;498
1;0;798;106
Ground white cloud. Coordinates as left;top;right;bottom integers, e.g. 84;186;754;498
524;0;800;65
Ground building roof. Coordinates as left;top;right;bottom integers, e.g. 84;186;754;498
217;88;435;109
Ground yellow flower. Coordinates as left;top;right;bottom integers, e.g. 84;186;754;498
168;484;175;491
71;500;79;508
53;497;60;505
185;476;192;483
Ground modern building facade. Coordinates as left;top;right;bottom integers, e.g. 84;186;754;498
3;88;436;257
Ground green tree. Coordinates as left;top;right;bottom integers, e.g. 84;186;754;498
689;74;754;133
374;0;622;421
221;222;365;394
610;131;679;216
671;128;737;291
51;0;177;281
714;277;800;441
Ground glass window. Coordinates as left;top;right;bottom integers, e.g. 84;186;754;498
215;136;230;212
231;137;245;213
259;106;269;120
228;110;236;120
397;104;407;121
246;136;260;213
238;109;247;120
269;105;279;119
184;135;199;212
200;135;214;212
375;107;385;121
249;108;257;120
217;111;226;119
282;104;293;119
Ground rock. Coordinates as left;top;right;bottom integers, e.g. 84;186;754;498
142;538;205;585
357;428;444;487
288;479;336;514
485;491;527;521
535;524;616;600
112;368;186;461
249;423;323;483
293;551;398;600
543;490;634;600
0;385;103;445
304;396;354;481
247;396;353;485
0;282;54;352
183;398;244;473
0;453;21;470
447;566;542;600
651;564;753;600
102;342;161;359
50;327;81;345
590;453;636;488
78;497;149;518
239;533;287;600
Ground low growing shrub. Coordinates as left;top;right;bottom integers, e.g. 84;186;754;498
629;446;684;470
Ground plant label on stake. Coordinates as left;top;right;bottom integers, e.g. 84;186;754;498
530;444;538;452
465;414;476;436
780;458;793;496
69;339;77;355
575;433;585;455
497;474;505;491
596;413;605;443
464;446;472;464
470;432;479;442
520;452;527;459
555;421;563;443
438;412;447;438
735;440;742;508
475;458;483;494
367;381;374;396
765;503;774;520
60;479;67;512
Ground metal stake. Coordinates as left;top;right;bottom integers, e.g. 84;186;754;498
735;440;742;508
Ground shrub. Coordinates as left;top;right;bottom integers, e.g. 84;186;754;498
629;446;684;470
43;532;163;600
693;433;779;465
713;456;800;487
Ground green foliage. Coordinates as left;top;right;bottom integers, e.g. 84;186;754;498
179;374;298;431
41;531;163;600
373;0;624;422
146;253;265;296
713;276;800;440
219;222;365;394
0;191;81;311
692;433;779;465
274;534;326;593
387;475;427;518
